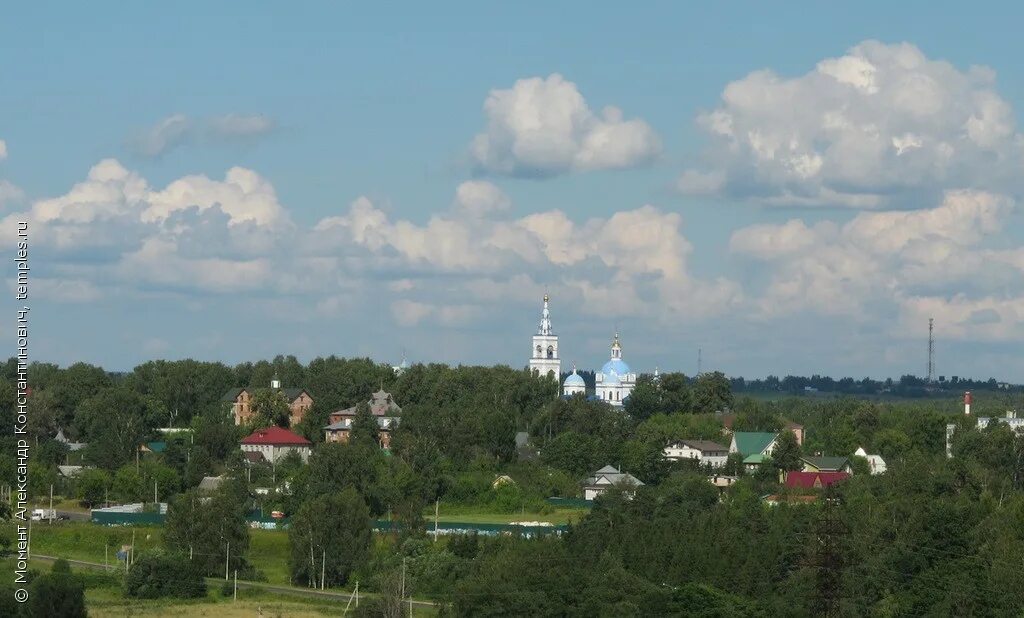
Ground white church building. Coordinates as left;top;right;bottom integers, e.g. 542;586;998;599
527;295;636;407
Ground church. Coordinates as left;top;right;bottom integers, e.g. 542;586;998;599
528;295;636;407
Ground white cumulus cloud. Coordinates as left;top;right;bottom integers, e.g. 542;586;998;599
470;74;661;177
680;41;1024;208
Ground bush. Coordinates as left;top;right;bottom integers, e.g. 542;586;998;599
125;553;207;599
27;568;86;618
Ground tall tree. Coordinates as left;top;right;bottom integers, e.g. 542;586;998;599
164;480;251;577
76;387;166;470
692;371;733;414
288;488;372;587
772;430;803;472
249;388;292;428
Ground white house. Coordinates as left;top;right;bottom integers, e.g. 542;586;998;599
581;465;644;500
663;440;729;468
240;426;312;464
854;447;887;475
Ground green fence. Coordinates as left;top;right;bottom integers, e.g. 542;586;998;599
546;497;593;509
91;511;566;535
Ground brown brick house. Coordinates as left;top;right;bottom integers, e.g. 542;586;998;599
223;381;314;427
325;389;402;448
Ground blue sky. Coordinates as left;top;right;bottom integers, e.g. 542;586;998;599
4;2;1024;380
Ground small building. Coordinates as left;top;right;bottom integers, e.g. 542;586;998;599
223;379;314;428
240;426;312;464
663;440;729;468
57;465;85;479
138;441;167;455
853;447;886;475
198;475;226;493
708;475;738;492
946;410;1024;457
55;428;87;452
325;389;402;448
784;471;850;490
581;465;644;501
801;456;853;474
492;475;516;488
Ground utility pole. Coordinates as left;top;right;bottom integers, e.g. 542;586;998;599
154;480;158;505
433;499;439;542
321;549;326;591
233;569;238;602
401;557;406;609
927;318;935;383
225;542;230;580
48;484;53;524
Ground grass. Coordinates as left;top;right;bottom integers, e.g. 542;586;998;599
1;558;437;616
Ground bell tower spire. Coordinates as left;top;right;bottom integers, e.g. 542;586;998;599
529;294;560;381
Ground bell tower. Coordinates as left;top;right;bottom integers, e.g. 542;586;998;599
529;294;560;380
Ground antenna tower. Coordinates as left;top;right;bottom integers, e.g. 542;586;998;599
926;318;935;383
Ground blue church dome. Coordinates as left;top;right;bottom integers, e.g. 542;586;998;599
603;371;622;386
601;358;631;376
563;372;585;387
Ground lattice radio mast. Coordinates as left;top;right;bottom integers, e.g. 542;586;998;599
926;318;935;383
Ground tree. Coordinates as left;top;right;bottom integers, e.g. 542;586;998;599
76;468;112;507
288;488;373;587
540;431;598;478
164;481;250;577
772;430;803;472
26;560;86;618
76;387;166;470
349;403;380;448
249;388;292;428
692;371;733;414
623;381;662;421
126;553;207;598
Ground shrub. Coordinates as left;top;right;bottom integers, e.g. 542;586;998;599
125;553;207;599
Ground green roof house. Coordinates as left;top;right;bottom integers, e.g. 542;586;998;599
729;432;778;457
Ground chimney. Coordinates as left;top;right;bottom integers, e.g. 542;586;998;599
964;391;972;416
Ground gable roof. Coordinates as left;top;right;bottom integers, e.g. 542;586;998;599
222;387;312;403
672;440;728;453
802;456;850;471
333;389;402;418
583;465;644;488
785;471;850;489
732;432;777;456
241;426;312;446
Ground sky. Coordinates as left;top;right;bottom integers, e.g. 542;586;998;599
3;2;1024;380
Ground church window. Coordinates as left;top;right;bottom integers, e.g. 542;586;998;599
535;345;542;357
547;345;554;359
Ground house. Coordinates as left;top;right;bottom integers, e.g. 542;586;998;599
801;456;853;474
729;431;777;469
730;432;777;458
783;420;805;446
324;389;402;448
492;475;516;488
240;426;312;464
57;465;85;479
138;441;167;455
854;447;887;475
55;428;87;452
784;471;850;490
663;440;729;468
708;475;738;492
198;475;226;492
223;378;314;427
581;465;644;500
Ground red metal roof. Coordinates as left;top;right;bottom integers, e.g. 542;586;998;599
784;471;849;490
241;426;311;446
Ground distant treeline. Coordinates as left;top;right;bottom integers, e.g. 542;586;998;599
730;373;1018;397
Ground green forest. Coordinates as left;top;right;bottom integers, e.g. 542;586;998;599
1;356;1023;616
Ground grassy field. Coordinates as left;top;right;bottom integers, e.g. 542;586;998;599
12;522;296;585
2;558;437;616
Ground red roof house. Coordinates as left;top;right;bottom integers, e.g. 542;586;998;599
784;471;850;490
240;426;312;464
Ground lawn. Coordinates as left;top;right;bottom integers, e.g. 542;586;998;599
1;558;437;616
8;521;295;585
